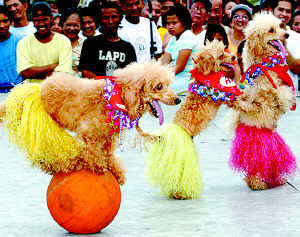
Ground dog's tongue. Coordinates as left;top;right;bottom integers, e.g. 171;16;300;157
221;63;235;71
152;99;164;125
271;40;288;56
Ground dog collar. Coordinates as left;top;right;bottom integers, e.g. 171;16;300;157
189;69;242;102
102;76;140;135
240;52;296;110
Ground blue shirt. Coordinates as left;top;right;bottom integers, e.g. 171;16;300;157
165;30;199;94
0;33;24;93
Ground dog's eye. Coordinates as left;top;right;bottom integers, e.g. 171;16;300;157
156;83;163;90
269;28;275;33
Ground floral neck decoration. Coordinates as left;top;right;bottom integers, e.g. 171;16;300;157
240;52;296;110
100;76;139;135
189;69;242;102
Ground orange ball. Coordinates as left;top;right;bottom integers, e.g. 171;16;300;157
47;169;121;234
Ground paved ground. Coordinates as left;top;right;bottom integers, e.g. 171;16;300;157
1;93;300;237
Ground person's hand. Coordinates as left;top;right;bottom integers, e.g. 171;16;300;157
53;62;59;69
45;63;59;77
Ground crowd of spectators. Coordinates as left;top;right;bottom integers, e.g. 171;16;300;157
0;0;299;94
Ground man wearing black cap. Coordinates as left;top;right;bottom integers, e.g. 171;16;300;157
16;1;72;82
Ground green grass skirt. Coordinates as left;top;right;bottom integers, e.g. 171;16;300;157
145;123;203;199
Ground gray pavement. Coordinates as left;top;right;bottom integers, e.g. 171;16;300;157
1;93;300;237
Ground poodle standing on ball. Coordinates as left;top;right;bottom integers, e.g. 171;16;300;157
228;13;297;190
145;40;242;199
0;61;181;185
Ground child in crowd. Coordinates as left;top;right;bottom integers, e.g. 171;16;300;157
162;5;198;95
204;24;241;86
222;0;237;27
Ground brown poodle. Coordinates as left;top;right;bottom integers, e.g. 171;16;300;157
145;40;242;199
173;39;241;137
0;61;180;185
229;13;295;130
228;13;297;190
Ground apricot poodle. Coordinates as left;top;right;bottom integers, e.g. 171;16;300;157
173;39;241;137
145;40;242;199
228;13;297;190
0;61;180;185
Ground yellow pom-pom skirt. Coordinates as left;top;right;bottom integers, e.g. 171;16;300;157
4;83;83;173
145;123;203;199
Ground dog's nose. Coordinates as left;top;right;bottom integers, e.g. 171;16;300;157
285;33;289;39
175;98;181;104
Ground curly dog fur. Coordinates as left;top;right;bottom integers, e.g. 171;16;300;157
228;13;296;189
229;13;295;131
144;40;240;200
173;40;237;137
0;61;180;185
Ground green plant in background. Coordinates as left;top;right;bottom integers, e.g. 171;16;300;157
248;0;260;5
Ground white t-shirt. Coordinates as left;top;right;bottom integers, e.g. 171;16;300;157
194;30;206;47
286;29;300;91
118;17;162;62
78;29;101;39
10;22;36;37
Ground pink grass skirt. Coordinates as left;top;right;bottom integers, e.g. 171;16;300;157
229;124;298;187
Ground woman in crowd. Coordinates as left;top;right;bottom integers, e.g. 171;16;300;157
290;10;300;34
162;5;198;95
51;13;63;33
61;7;85;76
80;7;100;38
160;0;177;52
227;4;252;58
222;0;236;27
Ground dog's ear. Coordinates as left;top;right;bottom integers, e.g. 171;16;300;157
247;34;263;57
202;54;213;76
122;81;144;120
195;54;213;76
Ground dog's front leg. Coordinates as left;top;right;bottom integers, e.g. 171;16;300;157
135;124;158;142
276;85;295;112
81;135;126;185
79;139;107;173
231;91;260;114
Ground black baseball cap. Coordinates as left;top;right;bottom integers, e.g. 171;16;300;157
32;2;52;18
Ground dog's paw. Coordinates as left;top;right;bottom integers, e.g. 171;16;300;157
277;86;295;112
244;175;267;190
117;175;126;186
